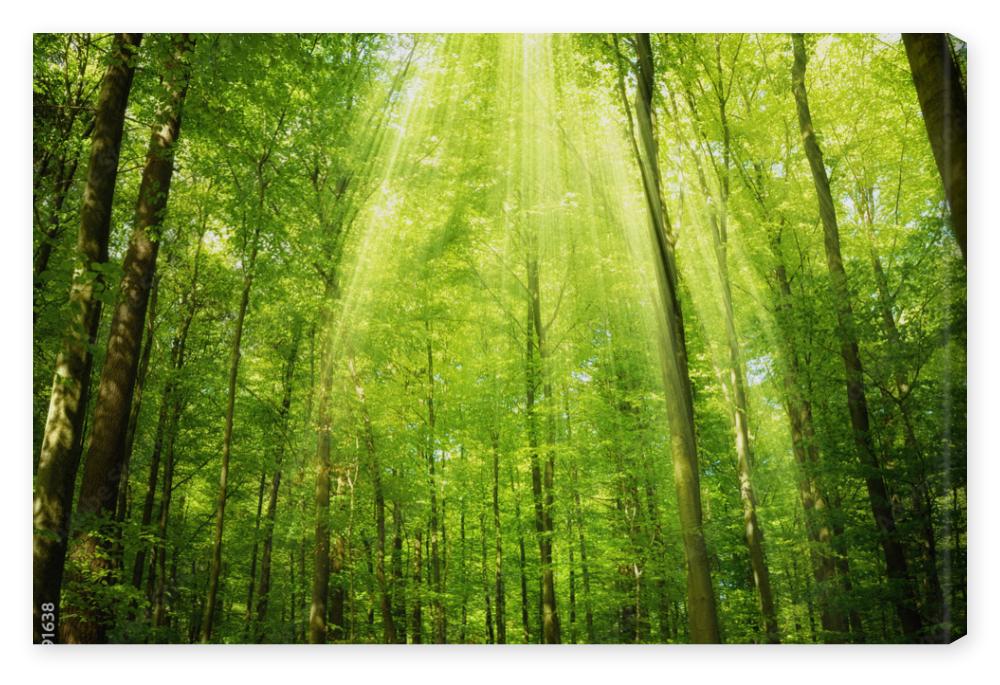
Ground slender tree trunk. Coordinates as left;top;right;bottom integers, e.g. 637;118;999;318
628;33;720;642
571;468;595;643
309;278;339;643
130;387;168;593
201;220;261;643
150;398;181;631
112;275;157;571
791;33;923;641
901;34;966;262
410;528;423;643
33;33;141;644
150;233;204;630
242;471;267;631
509;462;531;643
490;430;507;643
390;496;407;643
329;504;348;641
684;102;779;641
424;330;446;643
61;35;192;644
857;187;948;639
771;243;849;640
350;358;397;643
252;331;299;641
33;142;85;301
524;247;561;644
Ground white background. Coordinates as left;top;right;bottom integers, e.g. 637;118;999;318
3;2;994;683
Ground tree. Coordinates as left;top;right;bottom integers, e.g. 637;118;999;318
790;33;923;642
626;33;721;643
61;33;193;644
33;33;142;644
901;34;966;263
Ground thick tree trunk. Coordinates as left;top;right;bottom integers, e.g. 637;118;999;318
901;34;966;263
629;33;720;643
33;33;141;644
791;33;923;641
60;35;191;645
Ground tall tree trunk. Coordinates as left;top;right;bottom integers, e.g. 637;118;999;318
478;508;495;643
424;329;446;643
410;528;423;643
309;279;338;643
771;239;848;640
350;358;397;643
33;32;142;644
112;275;157;571
681;92;779;641
61;35;191;644
901;34;966;263
627;33;720;642
509;461;531;642
790;33;923;641
390;496;407;643
243;471;267;631
254;329;301;641
33;126;88;304
856;186;948;639
130;382;169;594
490;430;507;643
524;246;561;644
147;231;203;630
201;218;261;643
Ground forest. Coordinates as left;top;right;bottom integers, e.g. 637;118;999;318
32;32;966;645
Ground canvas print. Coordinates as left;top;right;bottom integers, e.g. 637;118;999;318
32;33;966;644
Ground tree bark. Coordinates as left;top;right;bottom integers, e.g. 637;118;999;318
629;33;720;642
901;34;966;263
60;35;192;645
791;33;923;641
33;32;141;644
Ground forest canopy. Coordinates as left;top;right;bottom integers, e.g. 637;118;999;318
32;32;966;645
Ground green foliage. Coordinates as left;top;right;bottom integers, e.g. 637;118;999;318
33;32;966;644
